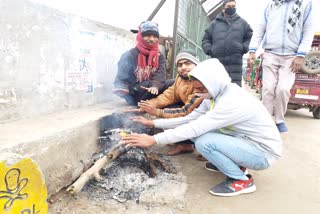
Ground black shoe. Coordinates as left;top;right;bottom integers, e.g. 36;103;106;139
205;162;249;174
205;162;220;172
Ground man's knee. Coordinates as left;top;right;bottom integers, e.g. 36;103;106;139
194;136;218;153
277;84;292;95
262;83;276;97
194;137;207;152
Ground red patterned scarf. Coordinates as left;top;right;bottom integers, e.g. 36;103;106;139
135;30;159;82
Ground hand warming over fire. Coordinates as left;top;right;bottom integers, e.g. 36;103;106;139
112;88;129;97
123;108;144;113
140;86;159;95
121;133;156;148
138;100;157;116
129;116;154;128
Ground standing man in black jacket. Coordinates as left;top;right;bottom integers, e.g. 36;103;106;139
201;0;253;87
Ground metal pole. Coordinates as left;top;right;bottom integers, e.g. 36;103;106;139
200;0;208;4
147;0;167;21
170;0;180;78
207;0;224;16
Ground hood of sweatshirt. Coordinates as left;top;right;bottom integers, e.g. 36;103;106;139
189;58;231;100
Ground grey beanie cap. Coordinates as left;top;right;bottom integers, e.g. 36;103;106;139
175;49;200;65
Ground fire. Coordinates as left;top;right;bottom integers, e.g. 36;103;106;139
119;131;127;138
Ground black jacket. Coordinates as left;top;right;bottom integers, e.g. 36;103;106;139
114;47;166;90
113;47;166;104
202;13;253;85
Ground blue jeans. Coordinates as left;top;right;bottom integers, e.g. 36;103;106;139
194;132;270;180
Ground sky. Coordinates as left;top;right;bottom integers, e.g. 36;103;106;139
30;0;320;36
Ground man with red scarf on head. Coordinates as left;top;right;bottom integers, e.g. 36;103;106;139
113;21;171;106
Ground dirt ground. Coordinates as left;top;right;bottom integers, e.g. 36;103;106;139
48;107;320;214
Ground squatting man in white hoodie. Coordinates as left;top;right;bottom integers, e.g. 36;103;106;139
122;58;283;197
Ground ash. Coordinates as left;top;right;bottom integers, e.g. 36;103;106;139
83;113;182;204
84;164;182;203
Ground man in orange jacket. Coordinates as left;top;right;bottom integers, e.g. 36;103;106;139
136;49;204;156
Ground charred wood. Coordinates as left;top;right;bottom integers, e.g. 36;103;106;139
67;125;175;195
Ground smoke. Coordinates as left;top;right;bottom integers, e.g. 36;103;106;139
99;112;152;135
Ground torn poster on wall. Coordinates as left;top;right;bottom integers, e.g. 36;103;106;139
67;31;96;93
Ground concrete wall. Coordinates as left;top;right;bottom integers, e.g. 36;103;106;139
0;0;135;122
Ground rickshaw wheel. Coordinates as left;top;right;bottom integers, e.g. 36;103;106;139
302;51;320;74
312;107;320;119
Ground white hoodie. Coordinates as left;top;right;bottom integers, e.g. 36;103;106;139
153;58;282;164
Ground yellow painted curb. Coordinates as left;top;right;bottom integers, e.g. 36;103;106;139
0;157;48;214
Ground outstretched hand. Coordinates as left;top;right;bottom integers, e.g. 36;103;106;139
121;133;156;148
138;100;157;116
129;116;154;128
112;88;129;97
123;108;144;113
141;86;159;95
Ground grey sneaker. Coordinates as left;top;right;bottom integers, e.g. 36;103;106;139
205;162;249;174
209;174;256;197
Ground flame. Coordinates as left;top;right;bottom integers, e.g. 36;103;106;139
120;131;127;138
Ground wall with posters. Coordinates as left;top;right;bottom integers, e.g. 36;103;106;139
0;0;135;122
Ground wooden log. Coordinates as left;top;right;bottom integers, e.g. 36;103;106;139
66;144;124;195
67;140;176;195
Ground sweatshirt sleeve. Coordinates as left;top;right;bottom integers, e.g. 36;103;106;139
153;99;210;129
158;94;203;118
297;1;314;57
249;6;269;53
201;25;213;56
154;100;251;145
113;51;134;90
243;22;253;53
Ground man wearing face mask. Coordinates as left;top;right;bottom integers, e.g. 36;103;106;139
202;0;253;87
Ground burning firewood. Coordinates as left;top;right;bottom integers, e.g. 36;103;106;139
67;142;125;195
67;128;175;195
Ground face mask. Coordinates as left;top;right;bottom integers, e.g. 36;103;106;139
224;7;236;16
195;92;212;99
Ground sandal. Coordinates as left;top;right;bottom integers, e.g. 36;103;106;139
166;144;194;156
